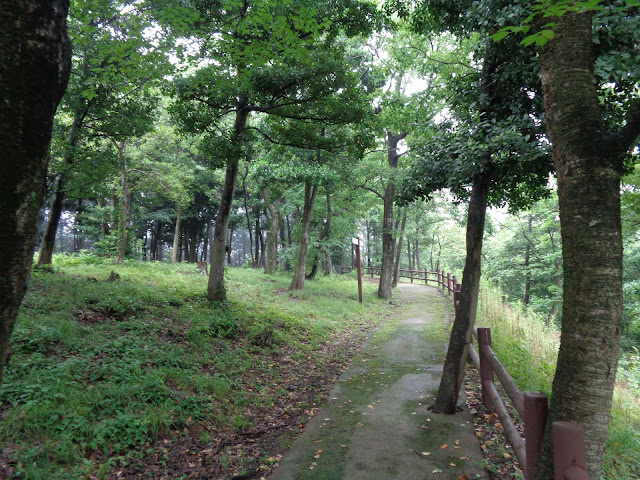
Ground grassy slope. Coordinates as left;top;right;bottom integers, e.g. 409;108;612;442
0;256;390;479
476;283;640;480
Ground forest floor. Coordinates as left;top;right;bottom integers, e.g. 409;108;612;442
0;261;527;479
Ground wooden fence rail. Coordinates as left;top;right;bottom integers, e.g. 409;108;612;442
364;264;590;479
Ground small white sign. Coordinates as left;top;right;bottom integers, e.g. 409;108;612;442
351;237;360;245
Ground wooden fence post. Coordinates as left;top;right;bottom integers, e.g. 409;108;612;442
524;392;548;479
447;273;452;295
424;268;428;285
477;327;494;411
410;268;414;283
553;422;588;480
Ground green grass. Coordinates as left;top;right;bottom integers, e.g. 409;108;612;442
476;282;640;480
0;255;390;478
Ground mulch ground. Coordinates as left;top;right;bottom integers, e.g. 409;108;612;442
464;366;525;479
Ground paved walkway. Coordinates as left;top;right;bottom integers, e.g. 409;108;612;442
269;283;488;480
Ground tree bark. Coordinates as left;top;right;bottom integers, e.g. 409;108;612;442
263;189;281;274
116;141;128;263
289;180;318;290
378;131;406;299
172;205;182;263
207;106;249;301
0;0;70;384
433;170;491;413
37;177;66;265
392;211;407;288
322;191;333;275
534;12;639;479
36;105;87;265
242;167;255;267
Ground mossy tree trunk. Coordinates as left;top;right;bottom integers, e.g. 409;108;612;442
207;105;249;301
289;180;318;290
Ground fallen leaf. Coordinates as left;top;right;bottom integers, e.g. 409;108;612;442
432;468;442;473
449;463;457;467
440;444;448;450
421;452;431;456
503;452;511;459
309;462;317;470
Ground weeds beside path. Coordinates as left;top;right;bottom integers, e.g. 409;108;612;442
270;283;488;480
0;260;391;479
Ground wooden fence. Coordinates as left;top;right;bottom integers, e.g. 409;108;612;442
365;265;590;480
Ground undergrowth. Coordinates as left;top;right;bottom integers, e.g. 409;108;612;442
0;255;389;478
476;282;640;480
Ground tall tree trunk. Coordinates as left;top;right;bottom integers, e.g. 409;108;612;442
263;189;281;274
202;222;209;262
36;105;86;266
207;105;248;302
534;12;639;478
254;216;261;268
97;198;107;236
407;239;412;271
242;167;255;267
116;141;128;263
151;221;161;261
433;170;491;413
37;177;66;265
258;227;265;268
227;224;233;265
378;131;407;299
188;226;198;263
323;192;333;275
75;198;84;251
289;180;318;290
392;211;407;287
366;220;371;267
183;224;190;261
0;0;70;384
172;204;182;263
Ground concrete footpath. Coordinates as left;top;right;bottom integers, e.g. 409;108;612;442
269;283;488;480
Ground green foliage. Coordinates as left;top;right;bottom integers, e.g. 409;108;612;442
2;258;389;477
477;281;640;479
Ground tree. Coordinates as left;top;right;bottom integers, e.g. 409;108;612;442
533;9;640;479
36;0;171;265
397;1;552;413
0;0;71;384
170;0;379;301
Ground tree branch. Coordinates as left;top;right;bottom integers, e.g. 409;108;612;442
355;184;384;199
